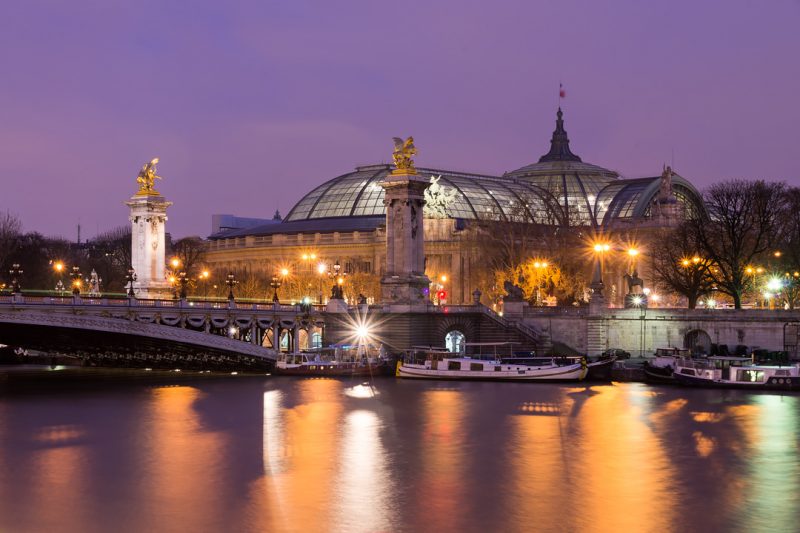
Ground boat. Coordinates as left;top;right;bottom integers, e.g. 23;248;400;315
642;347;692;384
582;354;617;381
395;346;587;381
673;356;800;390
503;353;616;381
274;344;391;377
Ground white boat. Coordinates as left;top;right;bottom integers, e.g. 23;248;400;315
673;356;800;390
395;348;587;381
274;344;390;377
642;347;692;383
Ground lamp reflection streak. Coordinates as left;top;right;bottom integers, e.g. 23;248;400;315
332;410;392;533
415;390;466;532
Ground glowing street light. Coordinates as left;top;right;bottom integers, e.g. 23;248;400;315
593;243;611;253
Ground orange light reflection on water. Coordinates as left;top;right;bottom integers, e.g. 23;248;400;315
254;379;344;531
137;386;227;531
414;389;467;532
508;396;572;532
567;385;678;532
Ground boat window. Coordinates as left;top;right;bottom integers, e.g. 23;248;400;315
448;361;460;371
495;366;502;372
680;368;696;376
738;370;765;382
470;363;483;371
445;330;466;354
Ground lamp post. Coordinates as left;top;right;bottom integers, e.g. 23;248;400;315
199;269;210;298
9;263;23;294
632;295;647;358
70;266;82;296
178;271;189;299
532;261;549;306
125;267;137;298
590;242;610;305
225;272;237;301
52;261;65;295
270;275;281;303
317;262;327;304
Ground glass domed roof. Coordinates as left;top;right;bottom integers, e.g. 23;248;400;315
503;108;620;226
285;165;564;224
280;108;704;230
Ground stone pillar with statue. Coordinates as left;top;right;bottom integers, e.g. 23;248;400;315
379;136;433;311
125;158;173;299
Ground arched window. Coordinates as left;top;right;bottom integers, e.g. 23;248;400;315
445;330;466;353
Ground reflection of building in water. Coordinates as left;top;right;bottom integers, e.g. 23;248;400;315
205;108;704;306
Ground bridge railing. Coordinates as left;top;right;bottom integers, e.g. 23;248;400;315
0;294;319;315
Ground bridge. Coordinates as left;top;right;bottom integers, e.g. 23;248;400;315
0;292;548;369
0;295;324;369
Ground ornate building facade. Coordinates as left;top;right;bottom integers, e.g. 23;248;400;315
204;109;704;306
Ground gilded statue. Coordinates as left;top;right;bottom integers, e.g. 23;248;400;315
136;157;163;195
392;136;417;175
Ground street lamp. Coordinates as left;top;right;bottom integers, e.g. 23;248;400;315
532;260;549;305
125;267;137;298
225;272;237;301
632;295;647;358
8;263;23;294
199;269;210;297
70;266;82;296
178;271;189;299
328;260;346;299
270;275;281;303
590;242;611;300
317;262;327;304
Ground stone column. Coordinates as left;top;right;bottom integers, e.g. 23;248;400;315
380;171;432;311
125;193;173;299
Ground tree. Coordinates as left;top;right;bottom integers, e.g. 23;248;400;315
650;223;714;309
468;192;588;305
87;226;132;292
0;211;22;274
692;180;787;309
774;187;800;309
171;236;206;275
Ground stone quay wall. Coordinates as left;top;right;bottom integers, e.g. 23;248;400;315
523;307;800;357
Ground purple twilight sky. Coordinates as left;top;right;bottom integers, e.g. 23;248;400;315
2;0;799;240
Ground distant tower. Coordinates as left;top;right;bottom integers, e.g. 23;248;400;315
380;137;432;309
125;158;173;298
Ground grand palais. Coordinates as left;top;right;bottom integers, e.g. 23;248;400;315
204;108;704;306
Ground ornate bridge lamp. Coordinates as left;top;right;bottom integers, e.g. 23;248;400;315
328;260;346;300
270;275;281;303
177;271;189;300
52;261;65;294
70;266;82;296
9;263;23;294
125;267;137;298
226;272;237;301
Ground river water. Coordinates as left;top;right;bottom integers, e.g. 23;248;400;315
1;368;799;533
